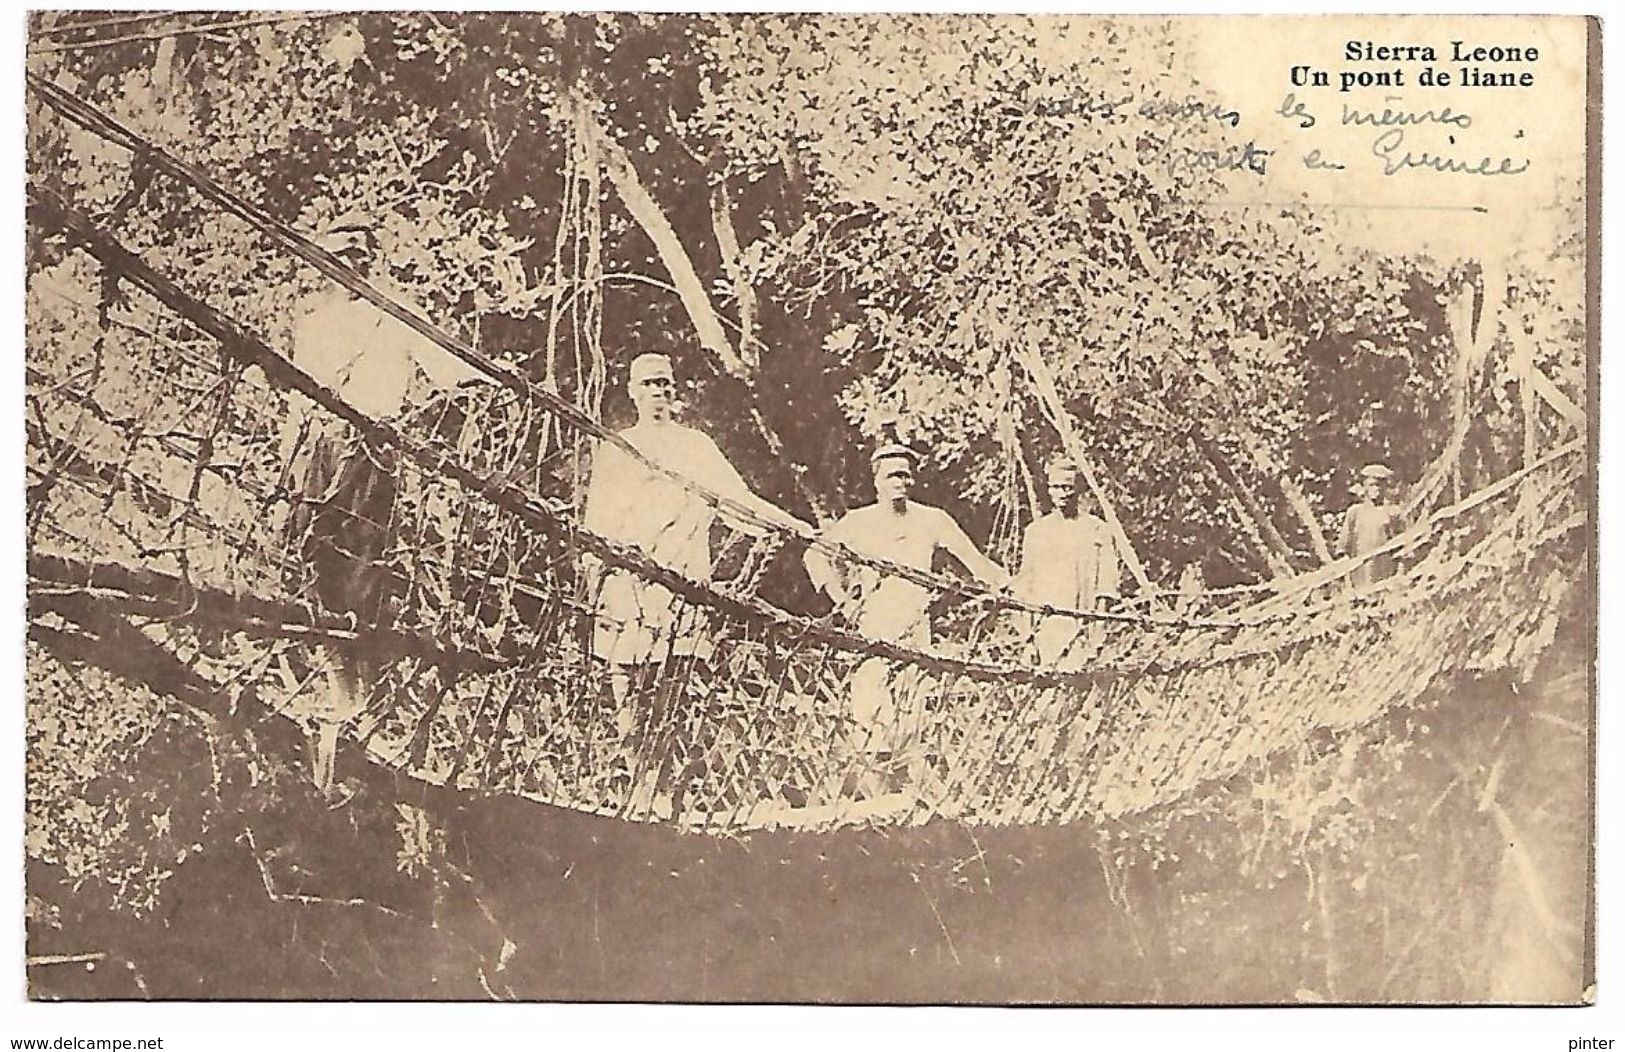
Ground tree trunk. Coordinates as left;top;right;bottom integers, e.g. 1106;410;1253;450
1187;427;1299;577
1190;342;1334;566
710;182;758;369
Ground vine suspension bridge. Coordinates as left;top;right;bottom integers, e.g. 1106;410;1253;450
25;71;1587;834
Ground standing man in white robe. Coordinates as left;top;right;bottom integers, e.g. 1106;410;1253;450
581;353;809;722
1016;457;1123;667
282;223;481;794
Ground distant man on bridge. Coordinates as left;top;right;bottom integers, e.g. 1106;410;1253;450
1339;462;1405;588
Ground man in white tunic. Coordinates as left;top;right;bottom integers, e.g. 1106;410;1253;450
282;224;480;793
1339;462;1404;588
1016;457;1123;667
805;444;1008;758
581;353;808;714
288;228;480;423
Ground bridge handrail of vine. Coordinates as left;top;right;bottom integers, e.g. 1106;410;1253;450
25;70;1576;651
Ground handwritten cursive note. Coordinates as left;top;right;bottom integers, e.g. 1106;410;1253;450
1370;128;1531;176
1270;92;1530;179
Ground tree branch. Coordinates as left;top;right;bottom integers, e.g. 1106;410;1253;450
1107;198;1334;566
570;92;744;378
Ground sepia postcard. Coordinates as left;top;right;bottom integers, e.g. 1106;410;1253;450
21;12;1597;1005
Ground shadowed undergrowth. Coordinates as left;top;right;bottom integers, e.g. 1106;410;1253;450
26;617;1588;1003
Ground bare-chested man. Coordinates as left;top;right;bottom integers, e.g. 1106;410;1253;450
805;444;1008;762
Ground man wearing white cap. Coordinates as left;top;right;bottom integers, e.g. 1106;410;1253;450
1016;456;1123;666
582;352;808;712
805;442;1008;761
1339;462;1404;587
